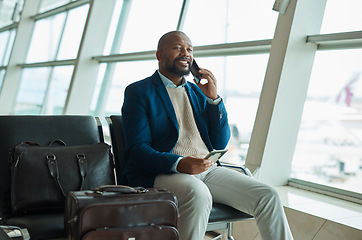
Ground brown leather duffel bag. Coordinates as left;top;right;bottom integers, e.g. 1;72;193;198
65;185;179;240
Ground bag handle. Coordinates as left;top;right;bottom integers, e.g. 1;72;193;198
48;139;67;146
47;154;88;198
77;154;88;190
10;140;63;166
93;185;148;194
9;141;40;166
47;155;66;197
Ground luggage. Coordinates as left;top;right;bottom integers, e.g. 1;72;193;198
9;140;115;213
65;185;179;240
82;226;179;240
0;227;11;240
0;225;30;240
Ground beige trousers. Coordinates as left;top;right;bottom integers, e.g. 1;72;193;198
154;165;294;240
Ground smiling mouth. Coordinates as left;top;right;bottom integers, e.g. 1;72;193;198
176;58;191;67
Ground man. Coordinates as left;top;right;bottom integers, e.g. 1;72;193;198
121;31;294;240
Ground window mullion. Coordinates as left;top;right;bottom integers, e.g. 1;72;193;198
31;0;90;21
176;0;190;30
307;31;362;50
0;22;18;33
93;0;133;117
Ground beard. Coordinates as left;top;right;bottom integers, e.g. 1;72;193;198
167;57;191;77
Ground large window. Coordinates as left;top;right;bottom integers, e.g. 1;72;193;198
291;0;362;196
15;2;89;114
292;50;362;194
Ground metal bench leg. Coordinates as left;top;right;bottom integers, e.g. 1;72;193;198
227;222;235;240
205;230;223;240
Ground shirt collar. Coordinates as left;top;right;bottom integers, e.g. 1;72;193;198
158;70;187;88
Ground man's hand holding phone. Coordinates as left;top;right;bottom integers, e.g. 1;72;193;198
204;149;228;163
190;60;203;84
177;156;213;175
190;60;218;100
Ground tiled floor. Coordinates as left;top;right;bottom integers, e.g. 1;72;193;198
204;186;362;240
276;186;362;231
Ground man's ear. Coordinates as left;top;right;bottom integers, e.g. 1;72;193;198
156;51;162;61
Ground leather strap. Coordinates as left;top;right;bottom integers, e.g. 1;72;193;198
77;154;88;190
47;154;88;198
47;155;66;198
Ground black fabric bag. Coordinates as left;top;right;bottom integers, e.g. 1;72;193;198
9;140;115;214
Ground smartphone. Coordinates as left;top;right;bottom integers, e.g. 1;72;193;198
190;60;203;84
204;149;228;163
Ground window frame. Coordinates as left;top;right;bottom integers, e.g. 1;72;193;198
13;0;91;114
288;25;362;204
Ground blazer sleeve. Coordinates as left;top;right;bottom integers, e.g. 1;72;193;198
205;99;230;150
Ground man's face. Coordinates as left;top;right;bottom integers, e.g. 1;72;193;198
158;33;194;77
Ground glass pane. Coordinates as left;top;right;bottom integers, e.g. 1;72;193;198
118;0;183;53
43;66;73;114
103;0;123;55
0;29;16;65
0;69;5;91
90;63;107;113
183;0;278;46
321;0;362;34
14;67;51;114
184;55;268;165
291;49;362;194
0;0;24;27
102;60;158;115
56;4;89;60
26;13;66;63
39;0;71;13
0;31;10;65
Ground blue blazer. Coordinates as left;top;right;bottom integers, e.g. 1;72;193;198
121;71;230;187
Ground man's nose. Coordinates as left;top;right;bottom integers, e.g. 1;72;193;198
180;47;190;57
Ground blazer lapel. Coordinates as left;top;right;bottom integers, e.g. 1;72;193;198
152;73;179;130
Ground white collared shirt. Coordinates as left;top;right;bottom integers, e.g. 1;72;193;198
157;70;221;105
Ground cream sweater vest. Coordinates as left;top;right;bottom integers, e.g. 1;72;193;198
166;87;209;158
